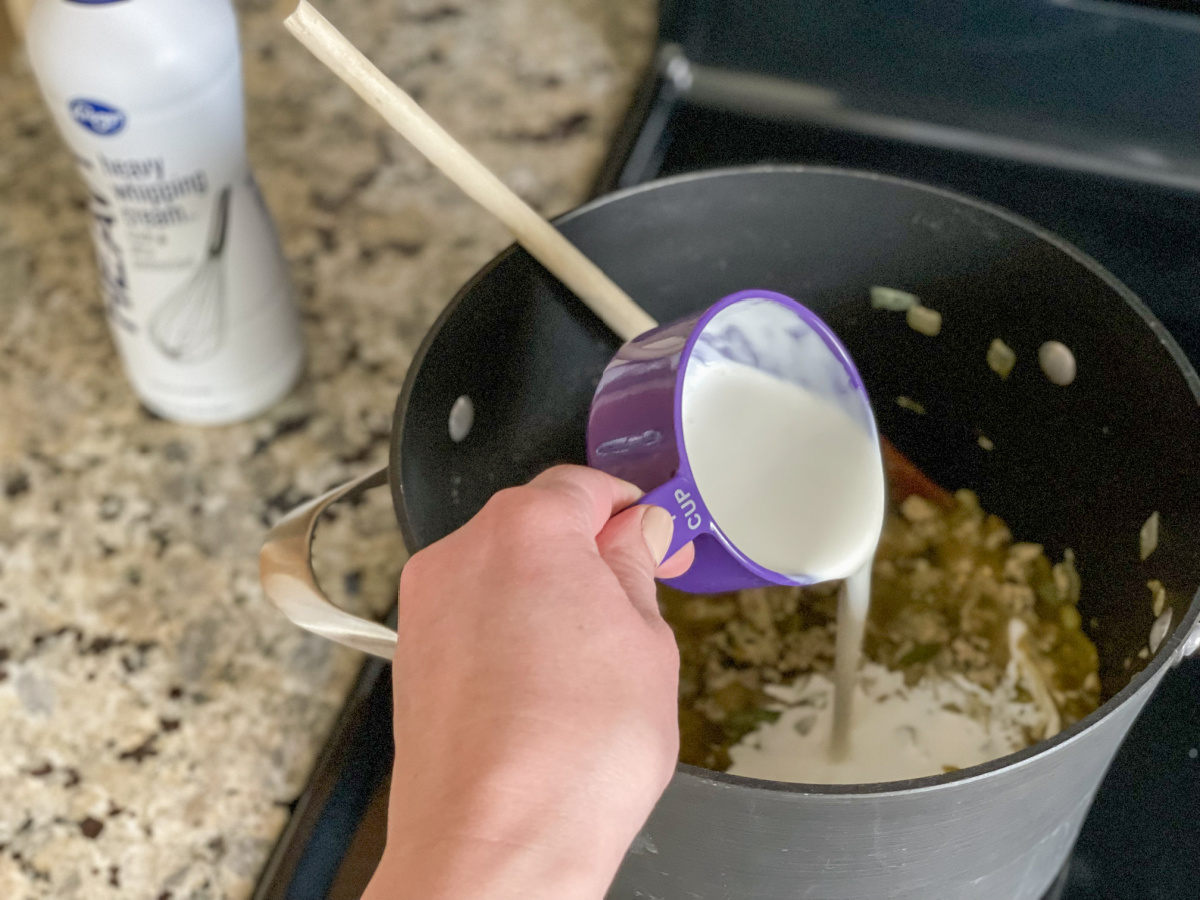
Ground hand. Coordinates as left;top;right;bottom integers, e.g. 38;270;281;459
364;465;692;900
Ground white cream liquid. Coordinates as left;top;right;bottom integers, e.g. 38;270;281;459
681;362;885;581
831;564;872;759
681;360;884;765
727;661;1037;784
727;620;1055;783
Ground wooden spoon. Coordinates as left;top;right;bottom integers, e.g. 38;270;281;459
284;1;656;342
880;437;954;510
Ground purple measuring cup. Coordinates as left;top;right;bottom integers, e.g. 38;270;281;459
587;289;882;594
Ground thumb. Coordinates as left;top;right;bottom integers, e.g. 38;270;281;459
596;505;675;622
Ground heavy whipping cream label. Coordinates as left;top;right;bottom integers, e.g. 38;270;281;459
41;64;303;423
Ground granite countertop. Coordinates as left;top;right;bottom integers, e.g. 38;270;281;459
0;1;654;897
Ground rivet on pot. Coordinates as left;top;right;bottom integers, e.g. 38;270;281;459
449;395;474;443
1039;341;1076;386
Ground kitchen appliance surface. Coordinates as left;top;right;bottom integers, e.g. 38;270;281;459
254;4;1200;899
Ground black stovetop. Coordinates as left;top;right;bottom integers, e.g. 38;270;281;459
254;4;1200;898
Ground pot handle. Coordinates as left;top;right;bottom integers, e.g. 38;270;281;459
259;467;399;661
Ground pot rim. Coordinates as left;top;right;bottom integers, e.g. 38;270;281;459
391;163;1200;796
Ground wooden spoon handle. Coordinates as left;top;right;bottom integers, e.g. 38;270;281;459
284;1;658;343
880;437;955;510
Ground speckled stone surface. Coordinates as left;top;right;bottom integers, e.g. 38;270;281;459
0;1;655;897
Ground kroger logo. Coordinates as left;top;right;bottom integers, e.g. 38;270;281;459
69;99;126;136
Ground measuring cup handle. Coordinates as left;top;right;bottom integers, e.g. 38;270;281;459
640;473;710;563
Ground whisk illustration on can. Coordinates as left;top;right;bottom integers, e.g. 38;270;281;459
150;186;231;363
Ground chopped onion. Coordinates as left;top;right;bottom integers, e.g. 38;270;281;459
1007;618;1061;740
1148;579;1167;618
1140;511;1160;561
977;435;995;451
901;494;939;523
1149;608;1174;655
896;395;926;415
1053;549;1081;606
906;304;942;336
987;338;1016;379
870;286;919;311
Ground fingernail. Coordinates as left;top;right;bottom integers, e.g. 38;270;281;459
642;506;674;565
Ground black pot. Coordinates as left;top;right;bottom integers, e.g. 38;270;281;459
262;167;1200;899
